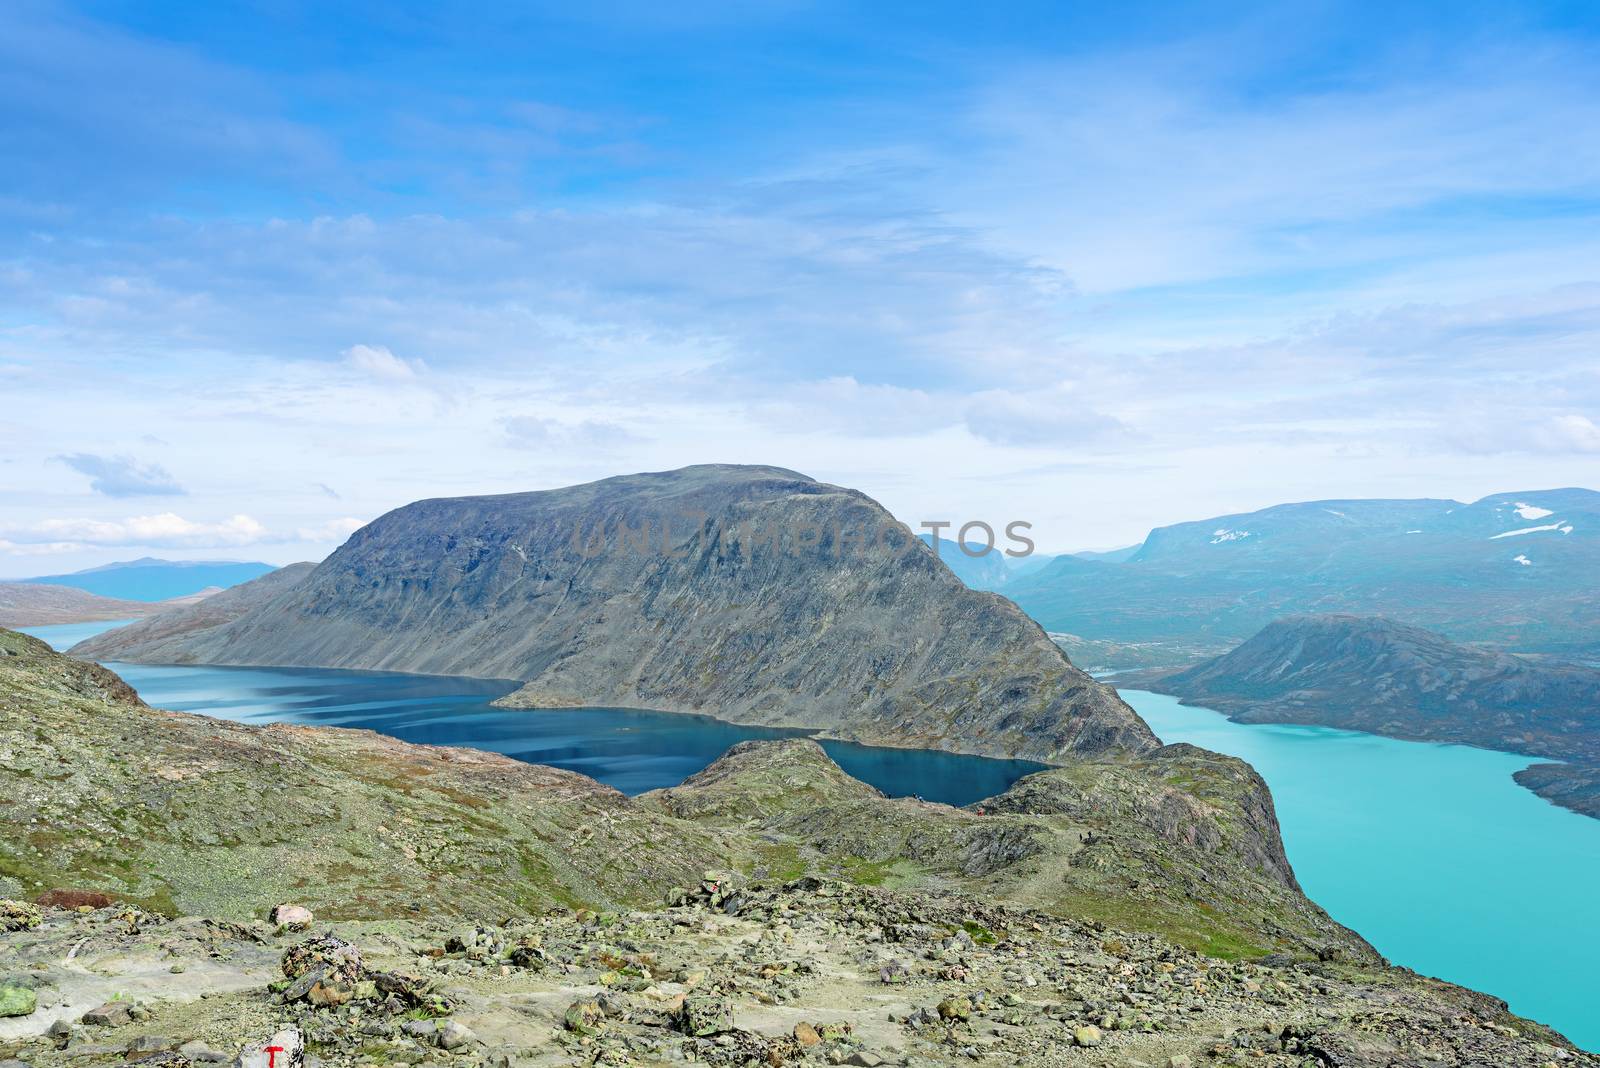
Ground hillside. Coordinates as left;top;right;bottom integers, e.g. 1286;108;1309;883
75;562;316;661
1;630;1592;1064
1128;614;1600;818
24;558;278;601
1007;489;1600;665
74;465;1153;762
0;582;157;626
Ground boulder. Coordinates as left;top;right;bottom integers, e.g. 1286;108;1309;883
233;1027;304;1068
82;1001;134;1027
0;900;42;932
281;933;361;984
677;994;734;1036
563;999;604;1036
0;984;37;1018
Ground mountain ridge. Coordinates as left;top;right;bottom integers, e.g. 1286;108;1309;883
1007;487;1600;663
74;465;1154;762
1124;613;1600;818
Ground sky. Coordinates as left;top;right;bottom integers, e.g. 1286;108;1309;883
3;0;1600;576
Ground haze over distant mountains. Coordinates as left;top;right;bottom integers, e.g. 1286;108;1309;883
1007;489;1600;664
0;582;158;627
18;557;277;602
77;465;1153;762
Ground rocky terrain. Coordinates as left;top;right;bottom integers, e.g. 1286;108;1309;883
2;632;1593;1065
74;564;316;663
1125;615;1600;819
0;584;158;627
4;878;1591;1068
73;466;1153;762
1008;489;1600;666
3;628;1344;960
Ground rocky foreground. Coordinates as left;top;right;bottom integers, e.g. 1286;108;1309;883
2;878;1590;1068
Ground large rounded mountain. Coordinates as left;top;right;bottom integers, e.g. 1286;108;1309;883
77;464;1156;761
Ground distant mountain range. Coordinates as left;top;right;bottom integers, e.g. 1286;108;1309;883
1007;489;1600;665
1126;614;1600;819
77;465;1152;762
16;557;277;602
917;534;1058;591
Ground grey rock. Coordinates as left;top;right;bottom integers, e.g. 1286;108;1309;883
81;1002;133;1027
435;1021;475;1051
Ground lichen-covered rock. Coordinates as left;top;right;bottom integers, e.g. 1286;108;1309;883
0;900;42;932
677;993;735;1036
563;999;604;1036
281;932;362;983
0;983;37;1017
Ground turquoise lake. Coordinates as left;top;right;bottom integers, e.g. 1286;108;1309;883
1126;689;1599;1052
20;621;1598;1050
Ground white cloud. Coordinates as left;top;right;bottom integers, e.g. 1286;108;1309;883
344;344;426;381
1534;414;1600;454
0;513;267;549
502;415;643;450
963;388;1126;448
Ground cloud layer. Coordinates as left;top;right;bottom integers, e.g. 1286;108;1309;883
2;3;1598;575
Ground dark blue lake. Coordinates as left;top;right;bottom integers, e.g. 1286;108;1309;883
21;620;1045;806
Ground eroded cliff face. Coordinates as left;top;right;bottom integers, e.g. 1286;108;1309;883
74;465;1154;761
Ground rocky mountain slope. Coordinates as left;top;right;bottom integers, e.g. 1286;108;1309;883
74;466;1153;762
0;583;158;627
75;562;316;663
5;627;1339;960
1125;614;1600;818
1008;488;1600;665
1;634;1592;1065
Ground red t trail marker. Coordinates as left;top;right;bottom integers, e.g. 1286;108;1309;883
264;1047;286;1068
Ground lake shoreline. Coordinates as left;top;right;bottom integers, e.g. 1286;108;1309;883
1124;687;1600;1051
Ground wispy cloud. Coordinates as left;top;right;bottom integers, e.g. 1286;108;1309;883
0;513;265;549
54;453;185;497
344;343;426;381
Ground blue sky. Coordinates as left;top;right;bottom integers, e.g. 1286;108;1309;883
4;0;1600;574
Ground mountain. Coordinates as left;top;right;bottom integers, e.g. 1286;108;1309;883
21;557;278;601
75;562;317;660
1007;489;1600;664
75;465;1154;761
0;582;159;626
1127;614;1600;818
6;630;1588;1064
918;534;1013;589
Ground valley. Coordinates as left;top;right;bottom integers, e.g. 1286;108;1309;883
4;627;1595;1067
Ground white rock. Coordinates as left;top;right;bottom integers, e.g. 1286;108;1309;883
233;1027;303;1068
